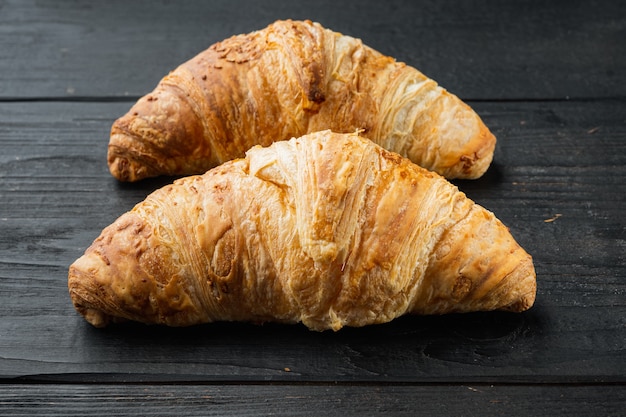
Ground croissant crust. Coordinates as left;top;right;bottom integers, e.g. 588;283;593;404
108;19;496;182
70;131;535;330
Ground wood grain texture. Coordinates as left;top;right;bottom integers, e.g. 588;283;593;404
0;100;624;383
0;0;624;100
1;384;624;417
0;1;624;413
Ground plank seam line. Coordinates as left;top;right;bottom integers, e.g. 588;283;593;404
2;375;625;387
465;96;626;103
0;96;141;103
0;96;625;104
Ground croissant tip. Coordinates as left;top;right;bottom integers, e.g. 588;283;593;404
502;256;537;313
108;156;131;182
108;127;159;181
68;286;111;328
455;130;497;180
503;289;536;313
68;258;119;328
81;307;112;328
107;151;152;182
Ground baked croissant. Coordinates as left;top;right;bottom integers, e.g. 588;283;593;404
70;131;535;330
108;19;496;182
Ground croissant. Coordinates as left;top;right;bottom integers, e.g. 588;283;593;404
70;131;535;330
108;19;496;182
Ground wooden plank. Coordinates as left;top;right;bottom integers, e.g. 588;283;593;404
0;100;624;383
0;384;624;417
0;0;624;100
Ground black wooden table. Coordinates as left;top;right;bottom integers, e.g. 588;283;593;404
1;1;624;415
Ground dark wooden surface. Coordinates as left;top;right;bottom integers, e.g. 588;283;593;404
1;0;625;415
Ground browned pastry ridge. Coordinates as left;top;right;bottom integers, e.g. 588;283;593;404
108;19;496;182
70;131;535;330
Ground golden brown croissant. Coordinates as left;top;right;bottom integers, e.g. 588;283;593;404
109;19;496;182
70;131;535;330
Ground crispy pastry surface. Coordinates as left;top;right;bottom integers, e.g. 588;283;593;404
108;19;496;182
71;131;534;330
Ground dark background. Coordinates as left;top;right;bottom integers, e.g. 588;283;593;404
1;0;624;415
